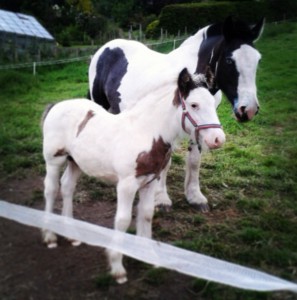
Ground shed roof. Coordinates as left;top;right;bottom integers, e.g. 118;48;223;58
0;9;54;41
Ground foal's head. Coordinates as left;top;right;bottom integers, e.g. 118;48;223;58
176;68;225;150
215;16;264;122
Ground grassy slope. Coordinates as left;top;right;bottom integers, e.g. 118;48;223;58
0;22;297;299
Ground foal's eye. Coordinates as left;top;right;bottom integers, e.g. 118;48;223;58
226;57;233;65
191;103;199;110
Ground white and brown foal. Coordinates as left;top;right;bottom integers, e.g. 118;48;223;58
42;68;225;283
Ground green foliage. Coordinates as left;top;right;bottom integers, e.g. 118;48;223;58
144;268;169;286
158;0;297;35
145;19;160;38
95;273;114;289
0;63;88;175
159;1;267;35
268;0;297;20
171;152;184;165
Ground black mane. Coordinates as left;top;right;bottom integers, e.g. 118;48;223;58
206;22;223;37
207;18;255;42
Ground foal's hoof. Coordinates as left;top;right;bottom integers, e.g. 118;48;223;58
42;230;58;248
155;204;172;213
191;203;210;213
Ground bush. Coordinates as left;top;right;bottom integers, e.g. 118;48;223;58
268;0;297;20
57;25;81;47
145;19;160;38
158;2;240;35
157;0;297;35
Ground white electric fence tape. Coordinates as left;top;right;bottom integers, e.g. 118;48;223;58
1;200;297;293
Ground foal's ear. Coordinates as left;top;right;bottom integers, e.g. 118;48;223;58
178;68;195;98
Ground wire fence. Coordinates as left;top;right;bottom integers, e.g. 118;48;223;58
1;17;295;75
0;38;186;75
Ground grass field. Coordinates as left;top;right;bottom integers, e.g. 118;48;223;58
0;21;297;299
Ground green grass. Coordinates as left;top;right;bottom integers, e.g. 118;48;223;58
1;21;297;299
0;63;89;176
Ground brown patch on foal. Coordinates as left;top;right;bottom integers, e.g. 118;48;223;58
136;137;171;180
76;110;95;137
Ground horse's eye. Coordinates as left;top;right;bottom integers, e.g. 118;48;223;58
191;103;199;110
226;57;233;65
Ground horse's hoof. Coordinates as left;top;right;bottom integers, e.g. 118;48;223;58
191;203;210;213
47;242;58;249
71;240;82;247
155;204;172;213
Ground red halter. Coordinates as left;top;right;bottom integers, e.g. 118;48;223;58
179;92;222;144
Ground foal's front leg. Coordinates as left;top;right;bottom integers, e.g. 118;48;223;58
184;141;209;212
107;178;138;284
154;158;172;211
137;180;157;238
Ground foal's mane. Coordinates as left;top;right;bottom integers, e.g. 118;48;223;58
41;103;56;128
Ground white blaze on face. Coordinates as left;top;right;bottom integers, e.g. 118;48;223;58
233;45;261;119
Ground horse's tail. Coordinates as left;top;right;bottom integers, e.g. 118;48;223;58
86;89;91;100
41;103;56;129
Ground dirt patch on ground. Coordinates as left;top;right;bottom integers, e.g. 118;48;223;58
0;172;212;300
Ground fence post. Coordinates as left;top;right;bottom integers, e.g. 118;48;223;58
33;62;36;76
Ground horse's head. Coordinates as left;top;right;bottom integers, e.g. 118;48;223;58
177;68;226;150
215;16;264;122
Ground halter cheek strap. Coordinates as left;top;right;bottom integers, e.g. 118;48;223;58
179;92;222;144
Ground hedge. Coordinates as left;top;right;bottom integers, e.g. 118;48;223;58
153;0;297;35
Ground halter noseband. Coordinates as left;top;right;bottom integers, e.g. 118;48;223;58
179;92;222;145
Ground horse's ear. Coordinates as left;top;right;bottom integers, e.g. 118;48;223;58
251;17;265;42
222;16;234;43
178;68;194;98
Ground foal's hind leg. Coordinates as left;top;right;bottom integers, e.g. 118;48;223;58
60;159;82;246
43;158;65;248
184;141;209;212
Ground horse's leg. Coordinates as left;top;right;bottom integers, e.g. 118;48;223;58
60;159;82;246
137;180;157;238
107;177;138;284
183;89;222;212
184;141;209;212
154;158;172;212
43;158;65;248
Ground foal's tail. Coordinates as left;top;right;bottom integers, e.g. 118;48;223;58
41;103;56;129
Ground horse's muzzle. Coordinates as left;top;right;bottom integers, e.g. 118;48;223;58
234;104;259;122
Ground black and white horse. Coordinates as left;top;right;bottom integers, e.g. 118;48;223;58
88;16;264;212
42;68;225;283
